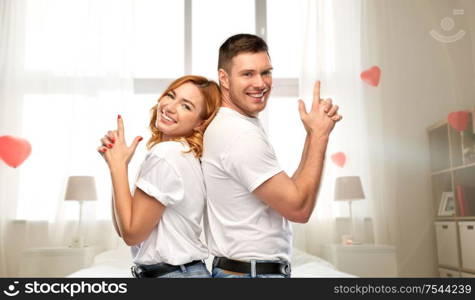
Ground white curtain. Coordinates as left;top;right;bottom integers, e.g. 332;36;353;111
295;0;475;275
0;0;150;276
295;0;383;255
0;0;27;277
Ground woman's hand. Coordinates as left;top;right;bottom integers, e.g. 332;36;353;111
98;115;143;168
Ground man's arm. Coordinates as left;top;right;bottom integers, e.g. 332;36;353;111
253;81;341;223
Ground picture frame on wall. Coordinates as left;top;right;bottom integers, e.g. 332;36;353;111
438;192;455;217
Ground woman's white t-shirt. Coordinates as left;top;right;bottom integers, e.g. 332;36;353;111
130;141;208;266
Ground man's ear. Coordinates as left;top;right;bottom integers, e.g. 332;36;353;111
218;68;230;90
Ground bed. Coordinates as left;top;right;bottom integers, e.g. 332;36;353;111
68;245;355;278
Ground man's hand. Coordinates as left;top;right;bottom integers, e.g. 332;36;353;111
297;81;342;139
97;115;143;168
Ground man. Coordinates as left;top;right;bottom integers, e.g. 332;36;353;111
202;34;341;278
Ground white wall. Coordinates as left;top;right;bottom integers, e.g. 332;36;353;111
362;0;474;276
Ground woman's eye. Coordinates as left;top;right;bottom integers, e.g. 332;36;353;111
167;92;175;99
182;103;191;110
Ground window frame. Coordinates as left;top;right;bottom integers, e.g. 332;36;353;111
133;0;299;97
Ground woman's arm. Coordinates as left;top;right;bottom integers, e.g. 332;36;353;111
111;194;121;237
99;115;165;245
109;163;165;246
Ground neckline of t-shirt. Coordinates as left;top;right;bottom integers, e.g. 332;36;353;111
151;139;191;152
219;107;260;125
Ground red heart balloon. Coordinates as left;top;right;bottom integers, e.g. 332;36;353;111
0;135;32;168
331;152;346;168
447;111;470;132
360;66;381;87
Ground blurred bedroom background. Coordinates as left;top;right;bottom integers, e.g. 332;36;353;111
1;0;474;277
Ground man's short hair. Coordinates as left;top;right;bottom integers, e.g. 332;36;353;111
218;34;269;73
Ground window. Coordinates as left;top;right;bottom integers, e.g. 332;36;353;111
17;0;304;220
266;0;305;78
133;0;185;78
191;0;255;79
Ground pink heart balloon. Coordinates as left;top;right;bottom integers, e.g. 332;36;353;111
360;66;381;87
331;152;346;168
0;135;32;168
447;111;470;132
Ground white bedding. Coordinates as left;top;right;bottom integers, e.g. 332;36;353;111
68;246;355;278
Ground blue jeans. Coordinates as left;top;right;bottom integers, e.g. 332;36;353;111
157;262;211;278
212;259;291;278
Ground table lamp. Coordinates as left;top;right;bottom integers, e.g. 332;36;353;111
64;176;97;248
334;176;365;245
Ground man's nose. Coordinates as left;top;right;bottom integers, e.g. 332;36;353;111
252;75;267;89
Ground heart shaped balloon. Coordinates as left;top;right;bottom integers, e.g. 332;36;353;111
361;66;381;87
0;135;32;168
447;111;470;132
331;152;346;168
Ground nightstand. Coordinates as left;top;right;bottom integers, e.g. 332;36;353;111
323;244;398;277
19;246;98;277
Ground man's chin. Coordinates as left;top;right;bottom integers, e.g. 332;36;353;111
248;102;267;116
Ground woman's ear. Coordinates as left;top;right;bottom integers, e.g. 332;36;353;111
193;120;205;132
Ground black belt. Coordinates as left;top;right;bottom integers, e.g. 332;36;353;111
131;260;203;278
213;257;291;276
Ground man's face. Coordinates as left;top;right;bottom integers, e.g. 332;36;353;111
222;51;273;117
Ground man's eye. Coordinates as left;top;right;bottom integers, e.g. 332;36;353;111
243;72;252;77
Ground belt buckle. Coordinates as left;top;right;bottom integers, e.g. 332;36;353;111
279;263;291;276
212;257;220;268
131;265;143;278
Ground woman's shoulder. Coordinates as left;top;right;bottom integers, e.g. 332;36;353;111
148;141;193;162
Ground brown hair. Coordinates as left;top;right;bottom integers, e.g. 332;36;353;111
218;34;269;73
147;75;221;158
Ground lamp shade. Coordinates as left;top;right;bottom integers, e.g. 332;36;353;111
334;176;365;201
64;176;98;201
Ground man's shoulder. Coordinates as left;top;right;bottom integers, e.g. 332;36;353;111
207;108;259;137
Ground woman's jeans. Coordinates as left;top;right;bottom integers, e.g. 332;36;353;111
157;262;211;278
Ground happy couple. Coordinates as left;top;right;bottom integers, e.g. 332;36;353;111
97;33;342;278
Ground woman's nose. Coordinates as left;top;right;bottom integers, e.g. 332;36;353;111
165;101;178;114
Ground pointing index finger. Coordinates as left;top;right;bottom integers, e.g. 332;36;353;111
311;81;321;112
117;114;124;139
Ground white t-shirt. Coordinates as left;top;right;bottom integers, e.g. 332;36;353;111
202;107;292;262
131;141;208;266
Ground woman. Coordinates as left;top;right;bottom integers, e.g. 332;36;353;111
98;75;221;278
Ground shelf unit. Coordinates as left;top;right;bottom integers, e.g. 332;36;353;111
427;107;475;278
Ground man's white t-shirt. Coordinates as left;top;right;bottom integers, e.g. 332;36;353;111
202;107;292;262
131;141;208;266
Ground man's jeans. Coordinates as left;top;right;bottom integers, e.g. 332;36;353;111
157;262;211;278
212;259;291;278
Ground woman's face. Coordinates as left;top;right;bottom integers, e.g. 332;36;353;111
155;82;205;140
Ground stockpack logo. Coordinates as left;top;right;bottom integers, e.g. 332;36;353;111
3;281;20;297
